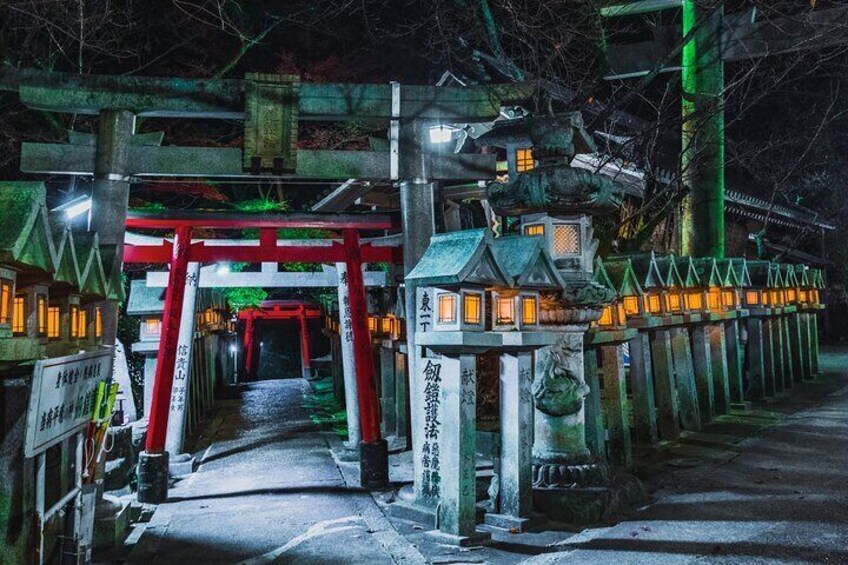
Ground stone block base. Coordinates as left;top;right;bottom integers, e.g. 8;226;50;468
424;529;491;547
93;496;131;550
533;473;645;526
730;401;753;411
168;453;195;478
385;499;437;527
483;513;533;532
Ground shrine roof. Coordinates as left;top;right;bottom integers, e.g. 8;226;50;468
127;279;165;315
406;229;511;287
491;236;563;289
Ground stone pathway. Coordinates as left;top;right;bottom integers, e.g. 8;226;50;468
125;379;415;565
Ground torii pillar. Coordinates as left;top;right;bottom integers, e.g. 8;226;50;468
299;305;314;378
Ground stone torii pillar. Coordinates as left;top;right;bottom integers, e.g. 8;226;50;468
336;262;361;449
165;261;200;474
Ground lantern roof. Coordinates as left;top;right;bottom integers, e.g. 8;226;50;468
810;268;825;289
127;279;165;315
654;254;685;289
601;256;644;297
593;257;617;295
793;264;811;287
49;215;82;289
674;256;703;288
0;181;58;275
747;261;775;288
770;263;785;288
780;264;798;288
74;232;109;298
692;257;724;287
715;259;742;288
615;251;665;290
406;229;512;288
491;235;563;289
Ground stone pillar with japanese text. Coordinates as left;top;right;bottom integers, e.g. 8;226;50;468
336;263;361;449
165;262;200;470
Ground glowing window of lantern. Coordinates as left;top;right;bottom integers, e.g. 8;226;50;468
770;290;780;305
368;317;378;332
381;317;392;334
622;296;640;316
787;289;797;302
204;309;214;324
95;307;103;338
552;224;580;256
12;296;25;335
647;294;662;314
463;293;482;325
77;308;88;338
799;290;808;303
685;291;703;311
745;291;760;306
667;292;682;312
145;318;161;336
516;148;535;172
708;288;721;311
0;281;12;325
36;295;47;336
521;296;538;325
495;296;515;325
524;224;545;237
599;305;614;327
812;290;820;304
722;290;735;308
437;294;457;324
47;306;60;338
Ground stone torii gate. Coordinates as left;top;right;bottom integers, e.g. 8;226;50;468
2;66;530;498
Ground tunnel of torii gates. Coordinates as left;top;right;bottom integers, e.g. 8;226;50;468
239;302;323;381
123;211;403;499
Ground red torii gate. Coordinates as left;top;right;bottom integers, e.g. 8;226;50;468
238;301;322;380
124;210;399;496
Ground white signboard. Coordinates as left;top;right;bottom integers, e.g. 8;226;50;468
25;349;114;457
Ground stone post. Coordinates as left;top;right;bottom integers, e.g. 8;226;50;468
780;315;794;389
745;317;767;399
811;312;820;375
395;350;409;446
428;354;488;545
690;325;715;423
670;327;701;430
582;347;604;458
772;316;786;394
380;343;397;438
335;262;361;449
650;329;680;440
708;323;730;414
762;317;776;397
485;351;535;531
599;345;632;469
165;262;200;470
724;319;745;404
629;332;658;445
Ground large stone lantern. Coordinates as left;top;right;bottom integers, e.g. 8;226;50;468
485;112;626;521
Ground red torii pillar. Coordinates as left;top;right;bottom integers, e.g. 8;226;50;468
138;225;192;503
243;312;258;380
299;305;314;378
343;229;388;488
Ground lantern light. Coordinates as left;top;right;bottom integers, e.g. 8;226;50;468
496;295;515;325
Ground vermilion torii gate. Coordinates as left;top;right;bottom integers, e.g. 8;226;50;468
123;210;400;501
238;301;323;380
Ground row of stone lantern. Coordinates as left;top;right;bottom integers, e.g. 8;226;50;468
584;251;824;467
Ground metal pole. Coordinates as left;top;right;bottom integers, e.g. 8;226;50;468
343;229;388;488
36;452;46;564
680;1;725;258
138;225;192;503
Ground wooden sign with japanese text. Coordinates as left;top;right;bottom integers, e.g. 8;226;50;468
24;349;114;457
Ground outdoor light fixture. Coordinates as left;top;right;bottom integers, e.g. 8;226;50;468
368;317;378;332
622;296;640;317
666;291;683;313
722;290;736;309
53;195;92;220
437;293;456;324
217;263;231;274
646;293;662;314
521;295;538;326
496;295;515;325
745;290;760;307
462;293;482;325
708;287;721;311
598;305;615;327
380;317;392;334
684;291;703;311
428;125;454;144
